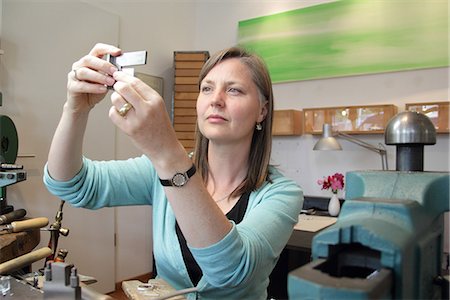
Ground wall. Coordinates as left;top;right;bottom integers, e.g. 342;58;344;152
191;0;449;193
89;0;449;195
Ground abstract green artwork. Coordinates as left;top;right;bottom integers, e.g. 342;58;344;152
238;0;449;83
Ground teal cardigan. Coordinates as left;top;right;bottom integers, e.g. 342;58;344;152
43;155;303;299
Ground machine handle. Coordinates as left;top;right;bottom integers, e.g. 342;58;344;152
10;217;49;232
0;209;27;225
0;247;52;274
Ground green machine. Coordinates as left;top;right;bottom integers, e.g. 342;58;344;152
289;112;449;299
0;114;26;214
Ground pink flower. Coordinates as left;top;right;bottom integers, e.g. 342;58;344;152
318;173;345;194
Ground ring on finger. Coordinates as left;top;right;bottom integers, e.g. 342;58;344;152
117;102;133;117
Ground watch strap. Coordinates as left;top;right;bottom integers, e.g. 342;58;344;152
159;164;196;187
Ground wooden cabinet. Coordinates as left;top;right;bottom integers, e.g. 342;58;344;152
173;51;209;152
272;110;302;136
406;101;449;133
303;104;397;134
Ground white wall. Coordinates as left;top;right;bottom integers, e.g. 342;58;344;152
191;0;449;194
89;0;449;196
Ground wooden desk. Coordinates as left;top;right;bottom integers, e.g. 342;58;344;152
287;214;337;251
0;229;41;264
286;194;342;250
287;227;318;251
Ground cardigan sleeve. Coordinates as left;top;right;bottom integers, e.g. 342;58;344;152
43;155;158;209
189;169;303;288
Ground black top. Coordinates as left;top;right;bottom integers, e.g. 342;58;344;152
175;192;250;286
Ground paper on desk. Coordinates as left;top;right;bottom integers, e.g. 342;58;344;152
294;214;337;232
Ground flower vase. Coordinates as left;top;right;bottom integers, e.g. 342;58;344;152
328;193;340;216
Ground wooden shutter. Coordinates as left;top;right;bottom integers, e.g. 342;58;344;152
173;51;209;152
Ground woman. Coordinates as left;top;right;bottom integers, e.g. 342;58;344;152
44;43;303;299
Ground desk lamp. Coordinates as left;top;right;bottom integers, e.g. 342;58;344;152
313;123;388;170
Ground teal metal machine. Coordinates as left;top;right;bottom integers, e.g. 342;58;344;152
289;112;449;299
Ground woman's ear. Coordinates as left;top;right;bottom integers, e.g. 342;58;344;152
257;101;269;123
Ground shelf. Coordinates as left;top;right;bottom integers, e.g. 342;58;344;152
303;104;397;134
273;110;302;136
173;51;209;152
406;101;449;133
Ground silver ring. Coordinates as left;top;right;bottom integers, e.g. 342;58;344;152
117;102;133;117
73;69;80;81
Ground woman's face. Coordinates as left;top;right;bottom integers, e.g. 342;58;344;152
196;58;267;145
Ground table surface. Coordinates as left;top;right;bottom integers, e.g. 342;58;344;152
287;217;336;251
286;195;341;251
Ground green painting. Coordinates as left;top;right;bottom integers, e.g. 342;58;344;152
238;0;449;83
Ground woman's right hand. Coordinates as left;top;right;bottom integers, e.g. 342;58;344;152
66;43;122;114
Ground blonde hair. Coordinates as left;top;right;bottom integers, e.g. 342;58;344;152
193;47;274;197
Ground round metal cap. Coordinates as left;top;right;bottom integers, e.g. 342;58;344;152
385;111;436;145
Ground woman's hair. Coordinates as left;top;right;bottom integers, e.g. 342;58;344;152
193;47;274;197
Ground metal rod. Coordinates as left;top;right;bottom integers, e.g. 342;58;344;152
337;132;388;170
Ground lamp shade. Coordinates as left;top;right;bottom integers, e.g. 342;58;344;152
313;137;343;150
313;124;343;150
385;111;436;145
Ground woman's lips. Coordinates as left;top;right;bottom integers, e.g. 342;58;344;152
207;114;227;123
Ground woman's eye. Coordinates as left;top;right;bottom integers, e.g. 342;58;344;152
201;86;212;93
227;88;241;95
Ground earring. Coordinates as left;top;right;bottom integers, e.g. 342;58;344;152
256;123;262;131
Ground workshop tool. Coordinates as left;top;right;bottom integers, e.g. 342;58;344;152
0;217;49;233
54;249;69;263
43;261;81;299
105;50;147;81
288;112;449;299
43;261;113;300
0;247;52;274
42;200;70;266
106;50;147;72
0;116;18;165
0;163;23;170
0;115;27;215
0;208;26;225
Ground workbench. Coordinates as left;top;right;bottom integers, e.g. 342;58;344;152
0;229;40;264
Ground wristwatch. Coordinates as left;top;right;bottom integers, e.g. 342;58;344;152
159;164;196;187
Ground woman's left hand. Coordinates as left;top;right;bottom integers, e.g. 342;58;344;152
109;71;182;161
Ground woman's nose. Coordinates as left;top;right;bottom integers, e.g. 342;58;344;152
210;90;225;107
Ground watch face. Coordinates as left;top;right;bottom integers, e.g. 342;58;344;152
172;173;187;187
